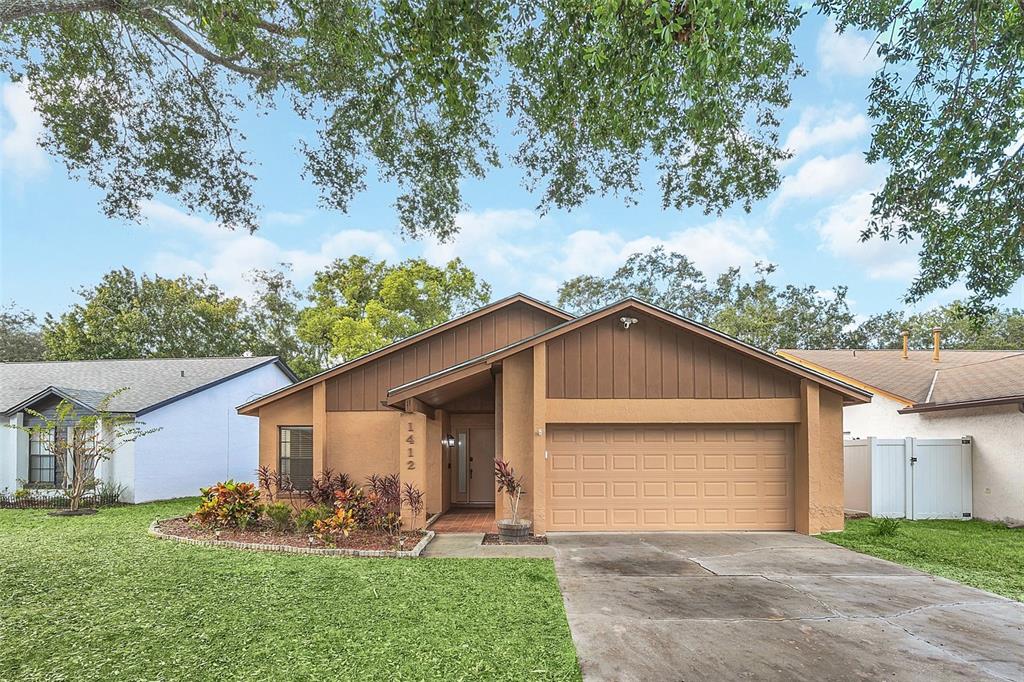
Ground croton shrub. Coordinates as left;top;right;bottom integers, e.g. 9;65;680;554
193;480;261;530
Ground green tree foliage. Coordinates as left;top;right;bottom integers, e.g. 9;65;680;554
817;1;1024;304
1;1;802;239
846;302;1024;350
557;247;856;350
42;268;250;359
243;267;320;378
0;303;46;361
298;256;491;364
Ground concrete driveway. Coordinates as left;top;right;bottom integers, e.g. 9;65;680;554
550;533;1024;681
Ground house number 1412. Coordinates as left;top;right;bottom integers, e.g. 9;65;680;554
406;421;415;470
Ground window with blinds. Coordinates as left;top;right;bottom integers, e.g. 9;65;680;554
28;430;56;486
279;426;313;491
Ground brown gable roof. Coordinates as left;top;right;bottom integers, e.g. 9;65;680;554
237;293;570;414
778;349;1023;406
388;298;872;405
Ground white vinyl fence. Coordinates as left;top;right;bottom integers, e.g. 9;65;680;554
844;437;973;520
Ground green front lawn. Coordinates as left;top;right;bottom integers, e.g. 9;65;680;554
822;518;1024;602
0;500;580;681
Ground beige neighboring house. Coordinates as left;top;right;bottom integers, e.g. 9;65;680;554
779;335;1024;524
239;294;870;536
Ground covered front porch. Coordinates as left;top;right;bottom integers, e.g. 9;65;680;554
390;363;504;532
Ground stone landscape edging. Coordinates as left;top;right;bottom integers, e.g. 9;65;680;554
149;518;434;558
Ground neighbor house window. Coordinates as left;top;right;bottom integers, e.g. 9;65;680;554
28;430;56;487
279;427;313;490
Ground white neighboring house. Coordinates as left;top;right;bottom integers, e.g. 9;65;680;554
779;341;1024;525
1;357;296;502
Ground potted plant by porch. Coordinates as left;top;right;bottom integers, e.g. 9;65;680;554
494;459;531;543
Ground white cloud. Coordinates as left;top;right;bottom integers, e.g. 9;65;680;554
1;82;48;182
423;209;542;270
142;200;397;300
814;190;918;281
559;219;773;282
771;152;876;212
783;106;869;160
264;210;309;226
816;19;882;78
418;209;773;301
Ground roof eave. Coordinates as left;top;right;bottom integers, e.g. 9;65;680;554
899;395;1024;414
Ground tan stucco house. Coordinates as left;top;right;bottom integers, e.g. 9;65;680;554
238;295;870;535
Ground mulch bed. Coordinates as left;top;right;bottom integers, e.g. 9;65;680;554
158;518;426;552
482;533;548;546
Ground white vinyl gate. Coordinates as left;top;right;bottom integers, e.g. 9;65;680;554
844;437;973;519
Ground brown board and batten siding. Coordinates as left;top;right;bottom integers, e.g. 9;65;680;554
327;302;562;411
546;312;799;400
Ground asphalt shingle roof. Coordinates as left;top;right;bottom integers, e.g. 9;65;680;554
1;357;286;415
778;349;1024;407
928;354;1024;405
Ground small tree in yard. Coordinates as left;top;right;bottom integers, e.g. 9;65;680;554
10;390;157;512
494;459;530;543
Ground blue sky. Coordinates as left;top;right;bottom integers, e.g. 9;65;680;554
2;11;1021;323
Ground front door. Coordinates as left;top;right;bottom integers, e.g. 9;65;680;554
450;415;496;505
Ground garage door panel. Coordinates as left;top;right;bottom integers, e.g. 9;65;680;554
547;424;794;531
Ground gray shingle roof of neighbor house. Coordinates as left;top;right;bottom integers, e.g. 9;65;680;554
0;356;296;416
777;348;1024;412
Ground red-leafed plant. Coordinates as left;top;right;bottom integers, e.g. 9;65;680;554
307;468;352;506
402;482;425;530
366;473;402;538
494;459;525;525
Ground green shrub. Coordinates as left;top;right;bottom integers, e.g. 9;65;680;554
265;502;293;533
192;480;261;529
296;504;333;533
871;517;901;537
94;480;127;506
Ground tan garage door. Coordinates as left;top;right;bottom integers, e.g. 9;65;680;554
546;424;794;531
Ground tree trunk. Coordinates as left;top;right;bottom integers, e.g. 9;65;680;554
1;0;125;24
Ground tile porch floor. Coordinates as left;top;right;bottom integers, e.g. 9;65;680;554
429;506;497;533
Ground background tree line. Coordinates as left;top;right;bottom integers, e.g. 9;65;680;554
3;248;1023;374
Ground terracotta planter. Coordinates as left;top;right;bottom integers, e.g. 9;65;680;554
496;519;532;543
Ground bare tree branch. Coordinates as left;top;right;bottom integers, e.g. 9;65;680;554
141;9;273;79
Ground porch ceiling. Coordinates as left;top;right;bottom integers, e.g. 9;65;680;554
385;364;494;409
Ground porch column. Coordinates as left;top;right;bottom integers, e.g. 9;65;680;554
531;344;547;535
398;409;428;528
500;350;535;526
312;382;327;476
795;379;819;535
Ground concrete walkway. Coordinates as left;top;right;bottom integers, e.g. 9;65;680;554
549;532;1024;682
421;533;555;558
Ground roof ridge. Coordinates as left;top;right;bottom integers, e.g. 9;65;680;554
0;355;278;365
